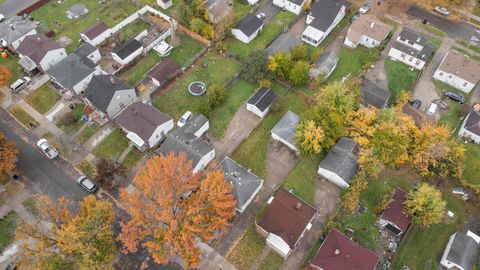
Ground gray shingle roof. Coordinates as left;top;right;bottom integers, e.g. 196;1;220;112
391;41;435;61
219;157;263;212
399;27;428;46
464;109;480;136
234;14;264;37
113;39;143;60
47;54;95;89
246;87;277;112
16;33;62;64
74;42;97;60
0;16;36;45
312;51;338;77
361;80;391;109
84;75;133;113
183;114;208;136
67;3;89;17
309;0;351;31
319;137;358;184
271;110;300;147
446;231;480;270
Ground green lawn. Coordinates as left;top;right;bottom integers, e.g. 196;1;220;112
328;46;378;83
258;250;284;270
0;213;18;252
228;11;296;60
457;39;480;54
415;22;446;37
474;4;480;17
166;34;206;68
209;79;257;139
25;84;61;115
120;50;161;86
75;123;99;144
384;59;419;103
56;105;85;135
115;19;149;43
152;52;241;120
233;0;253;22
0;55;22;84
121;148;143;170
281;156;321;205
30;0;138;52
9;105;39;129
22;197;38;217
434;80;469;132
452;46;480;62
92;129;129;161
462;143;480;193
232;84;308;178
227;225;266;270
77;160;97;179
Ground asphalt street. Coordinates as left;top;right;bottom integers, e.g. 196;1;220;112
0;108;86;202
0;0;36;17
407;6;480;46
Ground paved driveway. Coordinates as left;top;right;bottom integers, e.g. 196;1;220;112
267;14;305;55
265;139;298;189
0;0;35;16
257;1;281;25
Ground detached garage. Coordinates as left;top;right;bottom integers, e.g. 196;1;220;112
246;87;277;118
271;110;300;153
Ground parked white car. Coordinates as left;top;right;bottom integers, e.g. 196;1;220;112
359;2;372;14
77;176;98;193
36;139;58;159
10;77;31;93
177;111;192;127
434;6;449;16
426;103;438;116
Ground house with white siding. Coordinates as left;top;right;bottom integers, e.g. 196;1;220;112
16;33;67;73
433;50;480;93
231;14;265;44
0;16;37;51
273;0;305;15
74;42;101;64
344;14;392;49
387;27;435;70
246;87;277;118
111;39;143;66
80;21;112;46
440;230;480;270
458;106;480;144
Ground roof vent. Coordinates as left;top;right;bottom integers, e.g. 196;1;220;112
334;249;340;255
370;22;375;28
416;37;421;43
295;202;302;210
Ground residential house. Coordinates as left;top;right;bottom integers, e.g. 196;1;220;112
66;3;89;19
256;189;316;258
317;137;358;188
112;39;143;66
84;75;137;124
156;114;214;173
378;188;411;236
16;33;67;73
387;27;436;70
0;16;37;51
402;103;436;128
115;102;174;150
309;51;338;78
74;42;101;64
433;50;480;93
271;110;300;153
157;0;173;9
246;87;277;118
458;106;480;143
310;229;379;270
301;0;351;47
440;230;480;270
80;21;112;46
231;14;265;44
47;54;99;95
273;0;305;15
147;59;181;87
218;157;263;213
361;80;391;109
344;14;392;49
204;0;233;24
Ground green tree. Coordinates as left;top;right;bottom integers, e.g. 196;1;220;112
290;44;308;61
242;50;268;82
207;83;227;107
296;120;325;156
268;52;293;79
174;3;192;27
190;18;206;34
405;183;446;228
289;60;310;86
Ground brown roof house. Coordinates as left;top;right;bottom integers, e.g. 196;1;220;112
344;14;392;49
377;188;411;236
310;229;379;270
458;105;480;144
256;189;316;258
433;50;480;93
16;33;67;73
80;21;112;46
115;102;174;150
147;59;181;87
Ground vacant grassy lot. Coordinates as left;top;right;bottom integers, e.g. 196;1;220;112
56;105;85;135
228;11;296;60
227;225;266;270
258;251;284;270
209;79;257;139
0;213;18;252
31;0;138;52
92;129;129;160
328;46;376;82
281;156;321;205
384;59;419;103
153;52;241;119
9;105;39;129
121;50;161;86
166;34;205;68
122;148;143;170
462;143;480;193
76;123;99;144
25;84;61;115
77;160;97;179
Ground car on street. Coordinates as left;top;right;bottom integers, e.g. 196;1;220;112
410;99;422;109
77;176;98;193
0;14;5;23
359;2;372;14
434;6;449;16
9;77;31;93
177;111;192;127
444;91;465;104
36;139;58;159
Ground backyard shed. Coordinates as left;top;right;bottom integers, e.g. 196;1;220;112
317;137;358;188
81;21;112;46
246;87;277;118
271;110;300;153
112;39;143;66
147;59;181;87
66;3;89;19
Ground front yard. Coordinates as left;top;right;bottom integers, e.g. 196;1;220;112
384;59;419;103
0;54;21;84
9;105;39;129
92;129;129;161
56;105;85;135
75;123;99;144
121;148;143;170
227;225;266;270
25;84;61;115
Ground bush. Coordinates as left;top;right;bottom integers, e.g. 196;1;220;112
207;84;227;107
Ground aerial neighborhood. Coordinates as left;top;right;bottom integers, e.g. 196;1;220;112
0;0;480;270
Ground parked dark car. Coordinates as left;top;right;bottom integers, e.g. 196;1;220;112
444;91;465;104
410;99;422;109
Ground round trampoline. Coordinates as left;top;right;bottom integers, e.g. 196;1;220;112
188;81;207;96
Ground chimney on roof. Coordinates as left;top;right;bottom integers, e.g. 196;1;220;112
295;202;302;210
334;249;340;255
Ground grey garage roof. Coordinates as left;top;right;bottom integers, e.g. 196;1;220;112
391;41;435;61
183;113;208;136
84;75;133;113
219;157;263;212
271;110;300;148
246;87;277;112
74;42;97;60
266;33;302;55
361;80;391;109
319;137;358;184
464;109;480;136
0;16;36;45
399;27;428;46
67;3;89;17
113;39;142;60
234;14;264;37
47;54;95;89
445;231;480;270
311;51;338;78
309;0;351;32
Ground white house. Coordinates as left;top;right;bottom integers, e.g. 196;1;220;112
344;14;392;49
433;50;480;93
0;16;37;51
440;230;480;270
272;0;305;15
16;33;67;73
301;0;351;47
256;190;316;258
74;42;101;64
157;0;172;9
111;39;143;66
246;87;277;118
231;14;265;44
458;107;480;143
271;110;300;153
317;137;358;188
115;102;174;150
80;21;112;46
387;27;435;70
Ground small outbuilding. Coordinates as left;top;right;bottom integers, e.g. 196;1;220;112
66;3;89;19
361;80;391;109
81;21;112;46
147;59;181;87
246;87;277;118
377;188;411;236
317;137;358;188
231;14;265;44
440;230;480;270
458;106;480;144
157;0;173;9
112;39;143;66
271;110;300;153
74;42;101;64
309;52;338;79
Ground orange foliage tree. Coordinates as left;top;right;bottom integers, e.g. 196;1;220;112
0;133;18;174
0;66;10;87
118;152;236;268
